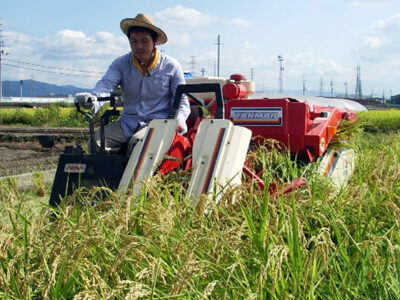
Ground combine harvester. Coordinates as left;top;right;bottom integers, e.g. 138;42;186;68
49;75;362;207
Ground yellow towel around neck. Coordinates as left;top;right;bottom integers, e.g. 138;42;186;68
132;48;160;76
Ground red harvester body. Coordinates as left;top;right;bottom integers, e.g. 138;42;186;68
225;97;357;162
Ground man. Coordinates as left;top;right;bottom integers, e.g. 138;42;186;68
76;13;190;154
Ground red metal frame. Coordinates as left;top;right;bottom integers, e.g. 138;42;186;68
158;92;358;195
224;97;357;162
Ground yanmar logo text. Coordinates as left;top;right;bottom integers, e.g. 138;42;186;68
64;163;87;173
230;107;283;126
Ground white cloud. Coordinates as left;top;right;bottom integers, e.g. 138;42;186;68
2;29;127;87
95;31;117;42
56;29;88;40
362;36;390;49
358;13;400;60
347;0;396;5
155;5;212;51
230;17;250;28
167;32;192;48
290;53;346;75
156;5;212;28
156;4;250;29
40;29;127;59
234;53;352;92
155;5;251;51
242;41;257;50
3;31;36;53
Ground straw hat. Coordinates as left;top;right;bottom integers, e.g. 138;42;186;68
120;13;168;45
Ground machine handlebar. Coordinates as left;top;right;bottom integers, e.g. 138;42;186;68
74;94;119;154
97;96;115;102
75;95;116;113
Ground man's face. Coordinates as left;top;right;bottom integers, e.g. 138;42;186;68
129;31;156;64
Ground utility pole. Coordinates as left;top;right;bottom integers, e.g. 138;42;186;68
344;82;348;98
0;22;4;101
213;59;216;77
319;77;323;97
214;35;221;77
278;55;284;94
200;67;206;77
330;79;334;97
302;76;306;96
250;67;254;82
355;65;362;99
190;56;196;76
30;74;33;97
20;80;23;99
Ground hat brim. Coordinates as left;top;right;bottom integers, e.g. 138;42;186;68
120;18;168;45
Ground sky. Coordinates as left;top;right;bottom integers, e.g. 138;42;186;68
1;0;400;97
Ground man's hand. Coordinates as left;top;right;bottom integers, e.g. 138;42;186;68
75;92;98;110
176;115;188;135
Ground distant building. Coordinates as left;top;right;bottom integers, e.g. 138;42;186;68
390;94;400;104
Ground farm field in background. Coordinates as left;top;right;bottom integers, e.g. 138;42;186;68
358;109;400;132
0;104;113;128
0;109;399;299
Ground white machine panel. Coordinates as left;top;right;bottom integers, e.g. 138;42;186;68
319;148;356;190
118;119;178;195
187;119;251;206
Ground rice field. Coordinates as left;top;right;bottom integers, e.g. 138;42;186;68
0;105;89;127
0;109;399;299
358;109;400;133
0;104;121;128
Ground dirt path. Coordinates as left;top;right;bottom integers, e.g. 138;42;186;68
0;125;88;177
0;141;66;177
0;126;87;177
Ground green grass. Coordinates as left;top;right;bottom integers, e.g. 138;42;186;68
358;109;400;133
0;106;87;127
0;110;399;298
0;104;115;127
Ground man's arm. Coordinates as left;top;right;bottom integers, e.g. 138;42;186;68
92;57;124;97
170;63;190;121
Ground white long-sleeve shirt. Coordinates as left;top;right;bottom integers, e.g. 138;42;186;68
92;51;190;138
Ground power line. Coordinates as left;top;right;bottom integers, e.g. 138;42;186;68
3;63;101;77
4;57;103;75
4;57;103;74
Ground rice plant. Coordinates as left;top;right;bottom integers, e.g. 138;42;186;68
358;109;400;133
0;106;87;127
0;104;117;128
0;110;399;298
